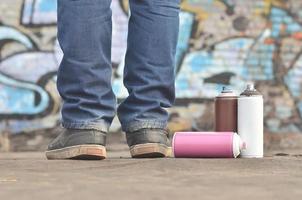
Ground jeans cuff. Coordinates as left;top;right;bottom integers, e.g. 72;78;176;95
61;120;110;133
122;120;167;132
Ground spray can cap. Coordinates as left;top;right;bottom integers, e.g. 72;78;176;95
240;83;261;96
217;86;237;97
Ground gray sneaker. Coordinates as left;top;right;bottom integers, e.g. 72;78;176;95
126;128;170;158
45;128;107;160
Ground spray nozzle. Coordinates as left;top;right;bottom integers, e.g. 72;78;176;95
221;86;233;93
241;142;247;150
246;84;255;91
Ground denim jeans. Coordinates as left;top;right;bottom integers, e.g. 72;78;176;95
57;0;180;133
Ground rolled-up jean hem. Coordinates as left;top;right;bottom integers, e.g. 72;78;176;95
122;120;167;132
61;120;110;133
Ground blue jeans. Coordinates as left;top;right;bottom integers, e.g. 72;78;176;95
57;0;180;133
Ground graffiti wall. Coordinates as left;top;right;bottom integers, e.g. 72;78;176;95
0;0;302;135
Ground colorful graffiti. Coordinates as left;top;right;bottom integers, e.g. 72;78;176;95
22;0;57;26
0;0;302;134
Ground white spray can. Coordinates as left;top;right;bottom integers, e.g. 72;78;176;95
238;84;263;158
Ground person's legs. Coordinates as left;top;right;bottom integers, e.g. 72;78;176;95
118;0;180;157
46;0;114;160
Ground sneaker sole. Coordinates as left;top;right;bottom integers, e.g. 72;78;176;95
130;143;169;158
45;145;106;160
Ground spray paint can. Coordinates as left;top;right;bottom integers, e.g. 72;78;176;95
172;132;246;158
238;84;263;158
215;87;238;132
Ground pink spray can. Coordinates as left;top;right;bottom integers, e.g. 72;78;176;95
172;132;245;158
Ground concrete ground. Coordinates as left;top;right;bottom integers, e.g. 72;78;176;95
1;148;302;200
